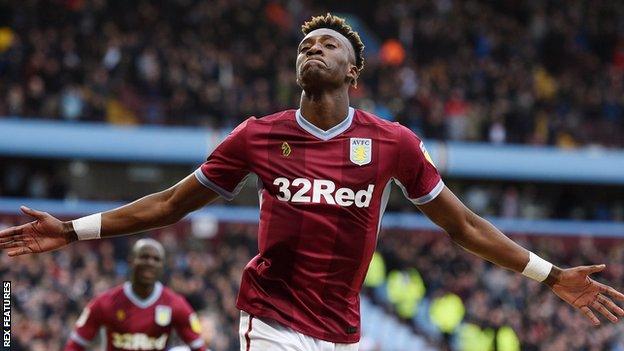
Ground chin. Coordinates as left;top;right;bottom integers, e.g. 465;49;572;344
299;70;334;89
300;67;323;80
139;278;156;286
134;274;155;285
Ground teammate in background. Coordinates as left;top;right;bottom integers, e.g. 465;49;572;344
2;13;624;351
64;239;206;351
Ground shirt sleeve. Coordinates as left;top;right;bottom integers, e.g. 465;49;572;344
394;126;444;205
173;297;206;351
194;118;253;200
64;298;103;350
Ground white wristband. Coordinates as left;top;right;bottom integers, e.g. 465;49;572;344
71;213;102;240
522;251;553;282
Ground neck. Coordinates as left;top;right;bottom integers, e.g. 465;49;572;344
299;87;350;131
131;281;155;300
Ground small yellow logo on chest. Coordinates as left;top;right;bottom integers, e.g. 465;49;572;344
116;309;126;321
281;142;292;157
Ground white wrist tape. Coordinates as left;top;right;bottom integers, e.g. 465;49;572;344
71;213;102;240
522;252;553;282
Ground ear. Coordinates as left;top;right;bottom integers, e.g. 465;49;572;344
347;64;359;87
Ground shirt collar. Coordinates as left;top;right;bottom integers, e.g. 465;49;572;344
295;107;354;141
123;281;163;309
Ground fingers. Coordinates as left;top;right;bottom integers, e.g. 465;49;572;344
0;241;27;249
20;206;48;220
578;293;624;326
7;247;29;257
0;235;27;250
578;264;606;275
597;282;624;301
0;225;24;238
597;294;624;317
591;300;618;323
0;233;27;242
580;306;600;326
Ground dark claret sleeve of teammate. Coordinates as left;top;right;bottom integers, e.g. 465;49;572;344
2;12;624;351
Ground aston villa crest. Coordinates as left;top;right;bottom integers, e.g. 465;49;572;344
350;138;372;166
155;305;172;326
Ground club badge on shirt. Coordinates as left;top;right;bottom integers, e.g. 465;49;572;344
350;138;372;166
155;305;172;326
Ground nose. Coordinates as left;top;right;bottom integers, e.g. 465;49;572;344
143;256;160;265
306;42;323;56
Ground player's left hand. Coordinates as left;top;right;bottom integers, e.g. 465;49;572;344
547;264;624;326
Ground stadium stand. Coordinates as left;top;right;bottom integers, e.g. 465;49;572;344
2;216;624;350
0;1;623;146
367;230;624;351
0;219;250;351
2;1;624;350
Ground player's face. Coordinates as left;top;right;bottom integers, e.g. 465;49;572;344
130;245;164;286
296;28;357;90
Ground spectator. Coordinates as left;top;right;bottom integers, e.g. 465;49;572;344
0;1;623;146
4;214;623;350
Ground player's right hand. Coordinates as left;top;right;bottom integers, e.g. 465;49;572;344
0;206;76;257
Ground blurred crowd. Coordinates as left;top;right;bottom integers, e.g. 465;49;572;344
0;0;623;147
3;215;624;351
0;160;67;200
1;219;256;351
2;3;623;350
370;230;624;351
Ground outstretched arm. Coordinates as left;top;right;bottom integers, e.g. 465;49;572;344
0;174;219;256
418;186;624;326
98;173;218;237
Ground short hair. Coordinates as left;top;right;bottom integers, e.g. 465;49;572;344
132;238;165;258
301;13;365;73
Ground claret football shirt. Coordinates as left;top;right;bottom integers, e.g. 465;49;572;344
65;282;205;351
195;107;443;343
